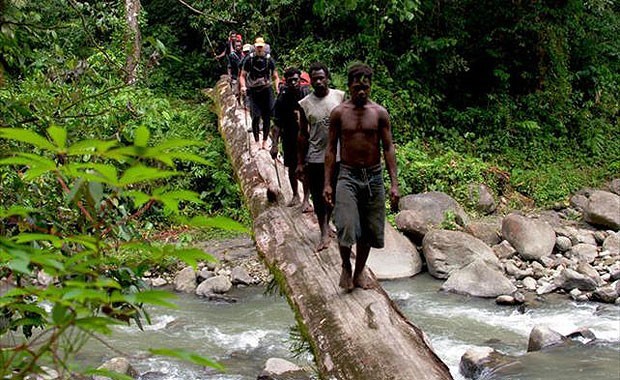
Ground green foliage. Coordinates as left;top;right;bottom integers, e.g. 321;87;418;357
396;141;493;206
0;121;245;376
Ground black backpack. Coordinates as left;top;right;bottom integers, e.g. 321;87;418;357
246;53;272;89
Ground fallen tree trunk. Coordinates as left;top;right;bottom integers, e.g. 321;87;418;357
211;78;454;380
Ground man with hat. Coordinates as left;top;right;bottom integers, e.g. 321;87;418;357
240;37;280;150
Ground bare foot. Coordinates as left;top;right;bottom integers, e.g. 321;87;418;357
262;141;269;150
301;202;313;213
287;195;301;207
353;271;373;289
339;267;354;292
316;236;330;252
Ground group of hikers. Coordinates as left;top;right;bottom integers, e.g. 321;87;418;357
214;33;400;292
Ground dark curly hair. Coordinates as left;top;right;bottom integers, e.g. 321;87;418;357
308;62;329;79
347;63;373;85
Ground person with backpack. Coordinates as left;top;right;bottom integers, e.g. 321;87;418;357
239;37;280;150
271;67;312;211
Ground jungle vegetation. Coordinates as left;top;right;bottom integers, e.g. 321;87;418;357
0;0;618;377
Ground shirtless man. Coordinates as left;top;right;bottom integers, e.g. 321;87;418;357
297;62;345;251
324;63;399;291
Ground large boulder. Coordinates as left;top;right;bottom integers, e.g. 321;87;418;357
422;230;500;279
195;275;232;296
527;325;568;352
554;268;597;292
441;258;516;297
583;190;620;230
396;191;470;242
464;217;502;246
93;357;138;380
459;347;511;380
173;266;197;293
257;358;311;380
467;183;497;214
501;213;556;261
367;222;423;279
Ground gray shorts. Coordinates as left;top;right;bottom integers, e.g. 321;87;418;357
334;164;385;248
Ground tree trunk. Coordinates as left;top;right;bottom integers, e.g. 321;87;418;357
211;78;454;380
124;0;141;85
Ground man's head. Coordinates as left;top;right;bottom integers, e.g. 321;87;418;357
347;63;373;107
284;67;302;91
308;62;330;97
254;37;267;57
234;40;242;53
242;44;252;54
229;31;238;40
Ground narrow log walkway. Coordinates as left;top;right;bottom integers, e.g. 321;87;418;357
211;78;453;380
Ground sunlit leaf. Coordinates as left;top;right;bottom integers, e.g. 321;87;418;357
47;125;67;149
118;166;179;186
0;128;56;151
134;125;150;148
187;216;248;233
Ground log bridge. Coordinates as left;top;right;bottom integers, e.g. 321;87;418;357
211;78;453;380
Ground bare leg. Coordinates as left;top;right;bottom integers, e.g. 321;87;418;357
338;245;354;292
353;243;373;289
316;205;333;251
287;168;300;207
301;175;313;213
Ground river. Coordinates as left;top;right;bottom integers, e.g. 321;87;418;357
82;274;620;379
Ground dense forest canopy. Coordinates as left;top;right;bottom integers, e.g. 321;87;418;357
0;0;618;377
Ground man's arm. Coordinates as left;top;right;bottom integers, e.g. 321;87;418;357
270;94;284;159
379;107;399;210
324;107;341;207
296;107;310;179
271;61;280;94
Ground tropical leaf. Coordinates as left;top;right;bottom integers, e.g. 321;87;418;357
47;125;67;150
134;125;150;148
118;166;179;186
0;128;56;151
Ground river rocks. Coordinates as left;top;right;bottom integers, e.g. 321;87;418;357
555;236;572;252
367;222;423;279
553;268;597;291
423;230;500;279
583;190;620;230
566;243;598;264
174;266;197;293
527;325;569;352
396;191;470;242
459;346;512;379
231;266;253;285
93;357;138;380
467;183;497;214
196;275;233;296
464;218;502;246
603;232;620;255
501;213;556;261
441;258;516;297
257;358;311;380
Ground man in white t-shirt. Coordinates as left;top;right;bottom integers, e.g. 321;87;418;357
297;62;345;251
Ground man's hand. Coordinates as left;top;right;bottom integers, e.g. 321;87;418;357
389;185;400;212
295;164;304;181
270;145;278;159
323;185;334;207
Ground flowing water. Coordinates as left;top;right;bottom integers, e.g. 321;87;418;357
82;274;620;380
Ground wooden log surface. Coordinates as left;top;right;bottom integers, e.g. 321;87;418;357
212;78;454;380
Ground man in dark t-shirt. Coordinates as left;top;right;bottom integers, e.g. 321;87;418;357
271;67;312;210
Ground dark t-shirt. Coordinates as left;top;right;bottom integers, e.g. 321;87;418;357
274;84;310;141
242;53;276;90
227;51;244;79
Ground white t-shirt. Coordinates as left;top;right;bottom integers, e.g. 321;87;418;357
298;89;345;163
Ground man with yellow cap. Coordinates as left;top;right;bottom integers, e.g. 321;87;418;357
239;37;280;150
